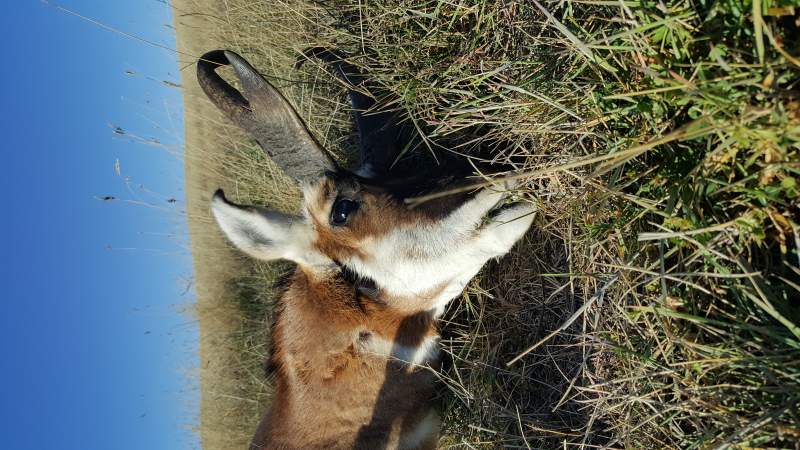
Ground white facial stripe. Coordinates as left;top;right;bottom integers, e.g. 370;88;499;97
358;334;440;366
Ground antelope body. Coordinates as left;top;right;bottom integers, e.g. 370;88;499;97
198;50;534;450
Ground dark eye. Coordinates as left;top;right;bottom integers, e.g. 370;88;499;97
331;199;358;226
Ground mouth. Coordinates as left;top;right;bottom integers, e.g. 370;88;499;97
484;194;519;220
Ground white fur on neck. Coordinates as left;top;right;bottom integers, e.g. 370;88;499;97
358;333;441;366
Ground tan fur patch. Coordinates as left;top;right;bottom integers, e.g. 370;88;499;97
250;267;440;449
304;176;437;264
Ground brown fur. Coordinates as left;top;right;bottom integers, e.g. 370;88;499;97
306;177;437;263
247;176;470;449
250;267;440;450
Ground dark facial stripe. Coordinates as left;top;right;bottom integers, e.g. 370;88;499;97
333;260;382;305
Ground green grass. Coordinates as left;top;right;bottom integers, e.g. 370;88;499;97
197;0;800;448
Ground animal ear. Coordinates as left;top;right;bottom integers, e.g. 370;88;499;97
197;50;336;183
211;190;315;264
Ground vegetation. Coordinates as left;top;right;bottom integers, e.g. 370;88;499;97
180;0;800;448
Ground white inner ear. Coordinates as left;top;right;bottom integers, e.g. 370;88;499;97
211;195;330;268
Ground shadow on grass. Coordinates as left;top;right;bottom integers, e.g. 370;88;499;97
439;228;612;448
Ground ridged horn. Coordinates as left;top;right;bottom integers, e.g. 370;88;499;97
300;48;404;179
197;50;336;183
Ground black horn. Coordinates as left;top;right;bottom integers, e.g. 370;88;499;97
197;50;336;183
299;48;406;179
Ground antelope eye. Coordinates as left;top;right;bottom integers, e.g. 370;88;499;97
331;198;358;226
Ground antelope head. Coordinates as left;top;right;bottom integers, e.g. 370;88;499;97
198;50;534;314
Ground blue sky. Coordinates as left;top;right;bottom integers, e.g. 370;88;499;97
1;2;198;449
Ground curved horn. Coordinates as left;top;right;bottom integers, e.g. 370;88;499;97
197;50;336;183
300;48;405;179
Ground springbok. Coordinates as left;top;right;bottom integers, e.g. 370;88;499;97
197;49;534;450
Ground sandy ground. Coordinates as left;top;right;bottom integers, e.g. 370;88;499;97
171;1;255;448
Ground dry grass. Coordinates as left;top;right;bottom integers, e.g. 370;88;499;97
172;1;355;447
171;2;292;447
174;0;800;448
